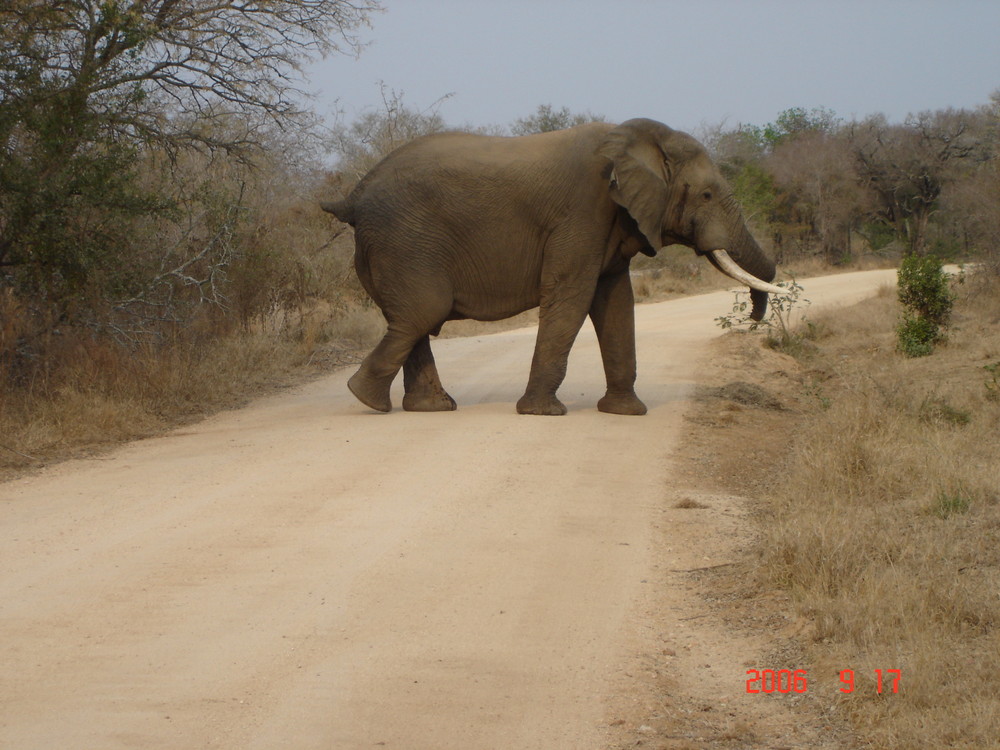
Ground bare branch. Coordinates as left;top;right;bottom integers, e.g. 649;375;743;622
3;0;382;152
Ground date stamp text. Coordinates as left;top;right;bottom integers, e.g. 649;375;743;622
746;668;902;694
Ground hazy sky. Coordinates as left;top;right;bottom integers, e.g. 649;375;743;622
306;0;1000;134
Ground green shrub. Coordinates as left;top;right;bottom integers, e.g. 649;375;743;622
897;315;938;357
896;255;954;357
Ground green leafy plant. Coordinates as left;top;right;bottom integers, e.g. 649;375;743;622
897;316;939;358
716;280;812;355
896;255;955;357
931;489;972;519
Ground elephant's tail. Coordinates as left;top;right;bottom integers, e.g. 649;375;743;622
320;198;356;226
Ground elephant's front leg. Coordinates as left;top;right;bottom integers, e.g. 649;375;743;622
516;272;596;416
589;269;647;415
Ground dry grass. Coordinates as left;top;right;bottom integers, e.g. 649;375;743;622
776;251;898;282
757;271;1000;748
631;245;732;302
0;198;390;480
674;496;711;510
0;298;387;479
0;332;302;473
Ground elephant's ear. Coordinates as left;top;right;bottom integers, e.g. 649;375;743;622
596;119;672;251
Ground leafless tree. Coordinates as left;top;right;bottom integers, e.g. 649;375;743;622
1;0;381;155
937;99;1000;268
768;132;867;262
510;104;604;136
849;109;985;255
330;85;452;179
0;0;382;358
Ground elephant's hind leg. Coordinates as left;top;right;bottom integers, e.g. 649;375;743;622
348;323;425;413
348;282;454;413
402;335;456;412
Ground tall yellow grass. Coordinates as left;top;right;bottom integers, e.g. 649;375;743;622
0;302;385;477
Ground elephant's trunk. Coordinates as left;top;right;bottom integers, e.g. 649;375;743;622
706;250;783;321
703;206;780;322
749;289;770;322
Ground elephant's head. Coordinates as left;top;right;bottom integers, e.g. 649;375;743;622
597;118;782;320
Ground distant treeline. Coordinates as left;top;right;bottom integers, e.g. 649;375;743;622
700;103;1000;264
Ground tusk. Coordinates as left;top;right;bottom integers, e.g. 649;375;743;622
709;249;787;295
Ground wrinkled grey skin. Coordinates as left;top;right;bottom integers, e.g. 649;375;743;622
323;118;776;415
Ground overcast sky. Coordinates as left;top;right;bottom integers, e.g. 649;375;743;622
306;0;1000;135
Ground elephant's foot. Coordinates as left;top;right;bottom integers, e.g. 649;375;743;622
348;370;392;413
597;391;647;416
516;392;568;416
403;388;457;412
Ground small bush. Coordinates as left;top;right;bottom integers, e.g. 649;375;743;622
931;489;972;519
716;280;813;356
896;255;955;357
897;315;939;357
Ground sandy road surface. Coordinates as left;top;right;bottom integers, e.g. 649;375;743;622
1;270;895;750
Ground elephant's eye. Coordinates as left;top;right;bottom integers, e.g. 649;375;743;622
702;190;713;202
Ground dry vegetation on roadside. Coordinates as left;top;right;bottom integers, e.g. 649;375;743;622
0;216;386;480
0;310;383;479
696;270;1000;749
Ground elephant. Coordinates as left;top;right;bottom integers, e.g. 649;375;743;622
322;117;782;416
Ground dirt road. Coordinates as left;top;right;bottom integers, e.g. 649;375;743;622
0;270;895;749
